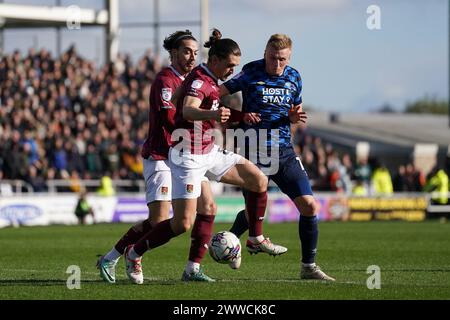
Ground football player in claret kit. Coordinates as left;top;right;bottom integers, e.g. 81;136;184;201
123;29;287;282
222;34;335;281
97;30;218;284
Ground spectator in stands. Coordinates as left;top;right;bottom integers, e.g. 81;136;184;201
69;170;82;193
0;46;155;186
405;163;425;192
97;176;115;196
85;143;103;178
353;157;372;189
393;165;408;192
424;166;449;205
352;178;369;196
0;170;14;196
27;165;47;192
371;161;393;196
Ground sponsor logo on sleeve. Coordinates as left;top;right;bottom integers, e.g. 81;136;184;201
191;80;204;89
161;88;172;102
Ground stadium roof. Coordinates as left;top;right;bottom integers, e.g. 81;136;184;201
307;112;450;151
0;3;107;28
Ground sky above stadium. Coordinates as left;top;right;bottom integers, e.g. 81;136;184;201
3;0;448;113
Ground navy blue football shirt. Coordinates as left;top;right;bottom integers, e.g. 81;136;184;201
224;59;302;149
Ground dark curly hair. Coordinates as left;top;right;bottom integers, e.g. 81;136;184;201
204;28;241;61
163;30;197;53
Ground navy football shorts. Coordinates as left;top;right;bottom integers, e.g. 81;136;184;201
260;146;313;200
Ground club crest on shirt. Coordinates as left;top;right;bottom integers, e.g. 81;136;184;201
186;184;194;193
160;186;169;195
191;80;204;89
161;88;172;101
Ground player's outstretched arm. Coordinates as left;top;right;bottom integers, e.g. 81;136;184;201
288;104;307;124
219;84;230;97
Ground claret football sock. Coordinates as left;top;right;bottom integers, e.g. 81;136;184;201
133;219;176;256
299;215;319;264
188;214;215;263
246;191;267;237
114;220;153;254
229;209;249;238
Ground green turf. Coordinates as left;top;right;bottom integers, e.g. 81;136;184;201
0;221;449;299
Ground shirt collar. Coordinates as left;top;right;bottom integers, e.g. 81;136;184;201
200;63;218;82
169;65;185;80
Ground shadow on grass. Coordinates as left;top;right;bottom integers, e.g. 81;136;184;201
327;268;450;272
0;279;182;287
0;279;103;286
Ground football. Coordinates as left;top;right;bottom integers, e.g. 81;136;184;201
209;231;242;264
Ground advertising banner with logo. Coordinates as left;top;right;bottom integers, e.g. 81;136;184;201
347;196;427;221
0;195;116;227
0;193;430;228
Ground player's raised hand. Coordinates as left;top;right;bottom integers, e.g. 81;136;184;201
288;104;307;124
243;113;261;125
215;106;231;123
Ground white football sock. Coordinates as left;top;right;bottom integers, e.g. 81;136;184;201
248;235;265;243
302;262;316;268
104;248;121;262
185;261;200;274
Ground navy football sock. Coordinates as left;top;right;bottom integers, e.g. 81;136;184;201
299;215;318;264
229;209;249;238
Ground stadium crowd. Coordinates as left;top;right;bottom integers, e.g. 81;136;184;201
0;47;448;198
0;46;157;191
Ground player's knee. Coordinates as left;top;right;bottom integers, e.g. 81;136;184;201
206;201;217;215
252;175;268;193
198;198;217;215
303;199;318;216
172;219;193;235
296;196;318;217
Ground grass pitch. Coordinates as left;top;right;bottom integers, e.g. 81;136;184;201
0;221;449;300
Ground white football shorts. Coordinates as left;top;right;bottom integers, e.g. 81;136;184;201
169;144;244;199
143;158;172;203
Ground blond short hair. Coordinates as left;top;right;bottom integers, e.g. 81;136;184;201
266;34;292;50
